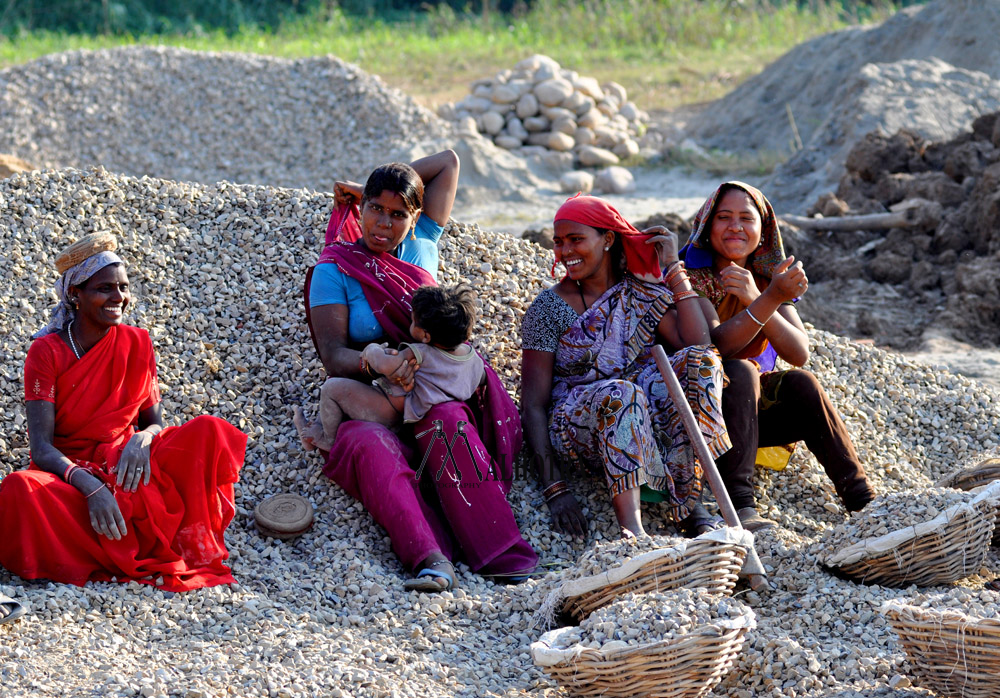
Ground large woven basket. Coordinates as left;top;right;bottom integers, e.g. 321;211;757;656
562;535;749;622
936;457;1000;546
823;481;1000;587
882;601;1000;698
531;608;756;698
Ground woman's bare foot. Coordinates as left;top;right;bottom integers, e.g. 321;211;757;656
292;406;318;452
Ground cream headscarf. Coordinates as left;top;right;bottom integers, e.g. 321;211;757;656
34;232;125;338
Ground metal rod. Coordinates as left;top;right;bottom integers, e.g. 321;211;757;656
651;344;770;591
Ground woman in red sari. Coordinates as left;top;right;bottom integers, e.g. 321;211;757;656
0;233;247;592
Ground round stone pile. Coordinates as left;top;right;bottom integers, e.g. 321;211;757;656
439;54;648;168
1;166;999;697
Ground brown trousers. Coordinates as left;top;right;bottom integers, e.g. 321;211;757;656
716;360;875;512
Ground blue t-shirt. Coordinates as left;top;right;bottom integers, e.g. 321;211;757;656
309;213;444;343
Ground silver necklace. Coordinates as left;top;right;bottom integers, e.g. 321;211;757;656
67;320;83;360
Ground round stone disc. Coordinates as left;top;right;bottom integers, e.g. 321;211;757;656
254;494;314;537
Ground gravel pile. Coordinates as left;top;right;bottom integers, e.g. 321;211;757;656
905;588;1000;619
818;488;975;550
560;533;685;582
553;589;748;650
1;166;999;697
0;46;449;191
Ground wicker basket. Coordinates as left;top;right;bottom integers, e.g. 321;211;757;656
823;482;1000;587
883;601;1000;698
561;535;749;622
936;457;1000;546
531;607;756;698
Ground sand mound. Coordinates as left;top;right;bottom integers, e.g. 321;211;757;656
686;0;1000;212
1;167;999;697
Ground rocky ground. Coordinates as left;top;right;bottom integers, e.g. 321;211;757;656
1;167;999;698
2;3;1000;694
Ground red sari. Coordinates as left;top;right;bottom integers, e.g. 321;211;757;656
0;325;247;592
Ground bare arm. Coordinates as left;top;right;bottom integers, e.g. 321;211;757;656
312;303;367;379
26;400;127;540
312;304;418;389
521;349;588;537
521;349;561;487
410;149;459;226
656;296;711;350
708;257;811;366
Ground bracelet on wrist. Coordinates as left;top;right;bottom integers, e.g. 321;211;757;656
543;480;570;503
745;308;766;327
673;289;700;302
63;464;80;485
85;483;106;499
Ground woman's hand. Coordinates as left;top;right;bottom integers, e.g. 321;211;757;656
768;256;808;302
88;487;127;540
334;181;363;208
116;430;154;492
548;491;588;538
718;262;762;306
643;227;679;268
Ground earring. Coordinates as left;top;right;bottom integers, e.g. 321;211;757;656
410;227;416;240
604;246;610;251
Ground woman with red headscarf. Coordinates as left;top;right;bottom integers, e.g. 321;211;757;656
520;196;731;538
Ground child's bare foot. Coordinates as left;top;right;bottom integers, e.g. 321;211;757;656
292;406;318;452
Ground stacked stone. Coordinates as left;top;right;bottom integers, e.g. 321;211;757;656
440;54;647;169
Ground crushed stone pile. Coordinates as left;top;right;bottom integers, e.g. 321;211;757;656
790;110;1000;351
684;0;1000;212
1;167;999;697
0;45;450;191
817;488;975;550
555;588;748;650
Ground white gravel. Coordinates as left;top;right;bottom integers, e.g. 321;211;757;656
0;164;997;697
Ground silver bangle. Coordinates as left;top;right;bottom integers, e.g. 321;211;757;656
745;308;766;328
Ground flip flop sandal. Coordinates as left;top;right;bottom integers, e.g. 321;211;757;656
0;593;26;626
737;507;778;533
403;560;456;592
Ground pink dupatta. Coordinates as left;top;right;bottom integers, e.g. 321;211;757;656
305;203;522;484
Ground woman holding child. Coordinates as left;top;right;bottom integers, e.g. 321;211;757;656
303;150;537;591
520;195;731;539
681;181;874;530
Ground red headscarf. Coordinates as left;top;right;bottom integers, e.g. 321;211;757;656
553;195;663;283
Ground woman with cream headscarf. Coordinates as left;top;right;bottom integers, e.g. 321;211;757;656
0;233;247;591
520;195;731;539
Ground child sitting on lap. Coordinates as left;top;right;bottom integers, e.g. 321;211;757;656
294;285;485;451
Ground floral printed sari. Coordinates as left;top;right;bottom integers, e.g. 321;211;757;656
548;275;730;521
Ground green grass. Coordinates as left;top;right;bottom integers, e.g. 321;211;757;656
0;1;907;112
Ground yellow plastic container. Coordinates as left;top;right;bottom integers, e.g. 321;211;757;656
755;444;795;471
